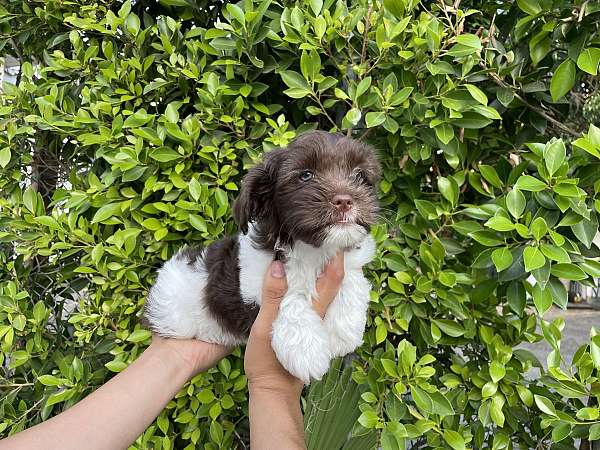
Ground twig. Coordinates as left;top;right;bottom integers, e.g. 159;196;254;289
485;68;579;137
360;5;374;67
578;0;589;22
8;37;23;85
359;127;374;141
0;383;34;388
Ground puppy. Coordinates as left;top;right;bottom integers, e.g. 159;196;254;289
143;131;380;383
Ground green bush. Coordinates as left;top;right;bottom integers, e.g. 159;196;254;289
1;0;600;448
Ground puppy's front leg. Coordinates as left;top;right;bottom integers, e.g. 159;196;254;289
324;271;371;357
271;292;332;384
323;236;375;357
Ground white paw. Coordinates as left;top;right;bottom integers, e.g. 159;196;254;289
326;319;365;358
271;299;332;383
323;272;370;358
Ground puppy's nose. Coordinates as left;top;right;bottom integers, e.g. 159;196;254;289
333;194;353;212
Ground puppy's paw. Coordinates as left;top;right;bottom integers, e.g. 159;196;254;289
323;271;370;358
326;319;365;358
271;304;332;383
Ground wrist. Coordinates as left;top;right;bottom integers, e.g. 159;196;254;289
248;377;304;399
147;338;196;382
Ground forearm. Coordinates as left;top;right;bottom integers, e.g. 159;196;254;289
249;384;306;450
1;342;192;450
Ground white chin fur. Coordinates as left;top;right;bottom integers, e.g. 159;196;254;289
322;223;368;250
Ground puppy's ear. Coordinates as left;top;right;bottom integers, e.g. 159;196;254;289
233;150;282;233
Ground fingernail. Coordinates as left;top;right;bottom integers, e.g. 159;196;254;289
271;261;285;278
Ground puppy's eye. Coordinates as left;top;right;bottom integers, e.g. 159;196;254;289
299;170;314;182
354;169;372;186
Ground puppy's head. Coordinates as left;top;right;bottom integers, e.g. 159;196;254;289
233;131;380;249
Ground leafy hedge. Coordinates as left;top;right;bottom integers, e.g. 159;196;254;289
1;0;600;448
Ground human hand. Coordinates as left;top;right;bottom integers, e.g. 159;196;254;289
244;252;345;395
149;334;232;380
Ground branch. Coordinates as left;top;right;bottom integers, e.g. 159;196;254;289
486;69;579;138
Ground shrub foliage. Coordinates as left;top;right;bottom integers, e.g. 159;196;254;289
1;0;600;448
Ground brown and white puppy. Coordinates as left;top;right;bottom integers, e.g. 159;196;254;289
144;131;380;382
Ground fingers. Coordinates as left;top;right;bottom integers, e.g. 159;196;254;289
254;260;288;331
313;252;345;318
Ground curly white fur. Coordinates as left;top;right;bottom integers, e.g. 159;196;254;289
145;224;375;383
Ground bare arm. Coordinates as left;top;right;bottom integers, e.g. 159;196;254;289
0;337;230;450
245;254;344;450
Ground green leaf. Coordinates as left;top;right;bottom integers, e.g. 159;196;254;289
376;322;387;344
384;0;405;18
517;0;541;15
533;283;552;315
576;407;599;421
550;263;587;281
551;422;571;443
439;271;456;287
465;84;487;105
105;359;128;372
540;243;570;263
515;175;546;192
435;124;454;145
544;139;565;176
345;108;362;126
443;430;465;450
127;329;151;343
226;3;245;25
589;423;600;440
150;147;181;162
524;246;545;272
309;0;323;15
280;70;309;89
516;385;534;407
300;50;321;81
534;394;558;417
411;385;433;414
507;281;526;315
492;247;513;272
432;319;464;337
571;215;598;249
0;147;11;168
550;60;576;102
485;216;515;231
548;278;568;309
365;112;386;128
358;410;379;428
469;231;504;246
381;359;398;377
479;165;503;188
92;203;122;223
455;34;482;50
23;187;38;213
355;77;372;99
438;176;458;206
165;103;179;123
189;214;208;232
506;189;526;218
125;13;140;36
530;217;548;240
577;48;600;75
489;361;506;383
38;374;68;386
497;88;514;107
189;177;202;201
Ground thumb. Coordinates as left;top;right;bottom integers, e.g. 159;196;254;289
257;260;288;325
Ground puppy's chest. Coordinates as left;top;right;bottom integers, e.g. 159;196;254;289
237;234;347;305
